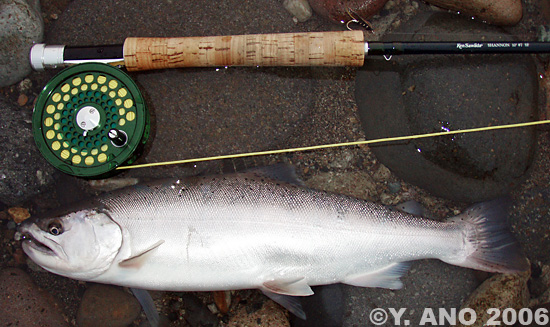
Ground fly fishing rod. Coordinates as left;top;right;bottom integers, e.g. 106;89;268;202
30;30;549;178
30;31;550;71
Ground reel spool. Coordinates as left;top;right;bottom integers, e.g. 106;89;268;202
33;63;149;178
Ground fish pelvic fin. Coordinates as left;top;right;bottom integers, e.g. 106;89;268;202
261;289;307;320
119;240;165;269
260;277;310;319
343;262;411;289
445;199;529;273
261;277;314;296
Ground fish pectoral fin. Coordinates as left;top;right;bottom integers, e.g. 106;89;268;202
343;262;411;290
261;289;307;320
119;240;165;269
261;277;314;296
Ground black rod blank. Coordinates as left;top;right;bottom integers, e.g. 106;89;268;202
64;45;124;61
366;42;550;56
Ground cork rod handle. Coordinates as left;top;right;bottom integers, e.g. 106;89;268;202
123;31;365;71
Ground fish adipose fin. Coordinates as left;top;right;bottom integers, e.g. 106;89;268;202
119;240;165;268
445;199;529;273
343;262;411;289
261;289;307;320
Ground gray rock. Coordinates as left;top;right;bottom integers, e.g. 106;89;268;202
0;96;56;206
0;268;70;327
77;284;142;327
356;12;538;202
0;0;43;87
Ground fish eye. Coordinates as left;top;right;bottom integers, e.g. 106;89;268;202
48;221;63;236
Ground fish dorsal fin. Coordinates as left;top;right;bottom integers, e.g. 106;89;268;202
246;164;305;186
261;289;307;320
343;262;411;290
119;240;165;268
261;277;313;296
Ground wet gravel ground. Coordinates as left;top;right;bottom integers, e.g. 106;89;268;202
1;0;549;326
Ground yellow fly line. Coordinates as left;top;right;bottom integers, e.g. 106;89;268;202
117;119;550;170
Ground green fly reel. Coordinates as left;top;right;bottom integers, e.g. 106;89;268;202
33;63;149;178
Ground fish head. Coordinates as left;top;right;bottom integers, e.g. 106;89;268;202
18;208;123;280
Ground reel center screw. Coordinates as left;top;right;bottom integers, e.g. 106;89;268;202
76;105;101;133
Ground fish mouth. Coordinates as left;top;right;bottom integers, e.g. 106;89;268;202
18;222;56;256
21;232;55;255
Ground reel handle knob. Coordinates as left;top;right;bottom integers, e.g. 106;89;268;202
108;129;128;147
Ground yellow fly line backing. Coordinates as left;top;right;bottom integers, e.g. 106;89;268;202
117;119;550;170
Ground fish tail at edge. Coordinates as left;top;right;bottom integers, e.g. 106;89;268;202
443;198;530;273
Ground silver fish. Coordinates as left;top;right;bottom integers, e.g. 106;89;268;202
18;165;528;319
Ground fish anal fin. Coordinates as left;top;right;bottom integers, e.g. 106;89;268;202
343;262;411;290
261;289;307;320
261;277;314;296
119;240;165;269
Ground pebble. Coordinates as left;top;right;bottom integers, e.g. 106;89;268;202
309;0;390;24
457;271;530;327
77;284;142;327
213;290;231;314
387;182;402;193
0;268;70;327
373;164;391;182
17;78;32;93
8;207;31;223
17;94;28;106
282;0;312;23
424;0;522;25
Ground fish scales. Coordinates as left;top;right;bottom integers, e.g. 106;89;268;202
95;173;463;290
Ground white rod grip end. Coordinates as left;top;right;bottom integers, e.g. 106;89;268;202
30;44;65;71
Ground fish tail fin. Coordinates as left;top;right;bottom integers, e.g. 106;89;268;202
445;199;529;273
